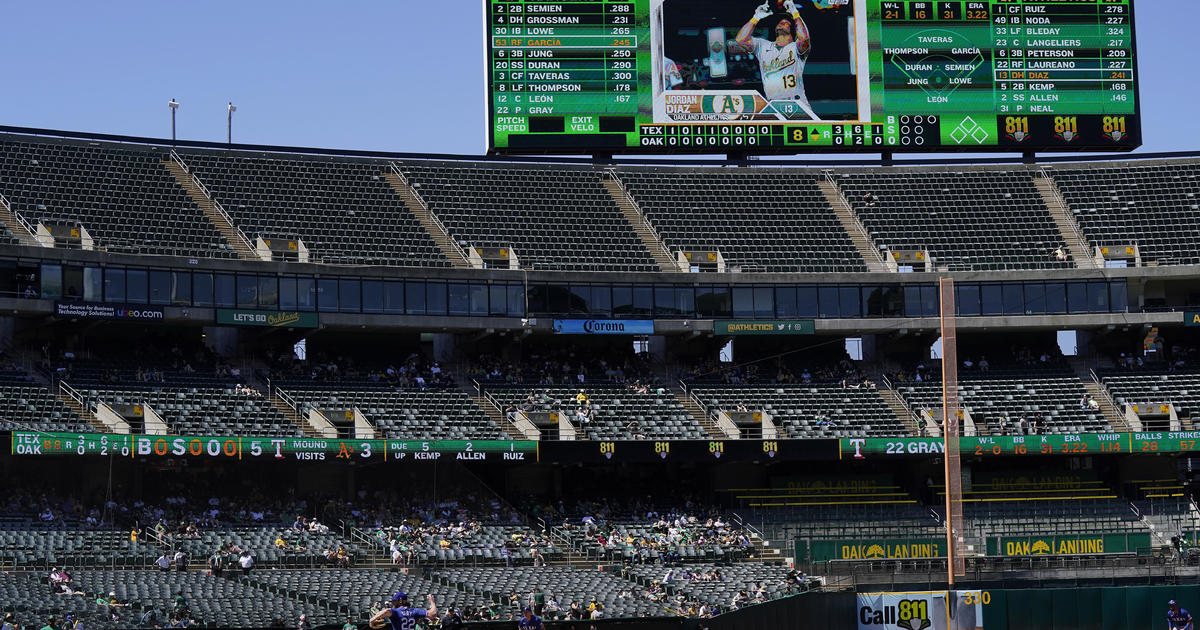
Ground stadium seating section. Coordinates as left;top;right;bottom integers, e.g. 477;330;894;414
692;385;906;438
0;139;232;258
1100;370;1200;424
834;170;1071;270
284;386;505;440
616;168;867;272
897;374;1113;434
399;163;660;271
488;385;708;439
80;386;298;437
180;153;450;267
0;369;90;433
1051;162;1200;265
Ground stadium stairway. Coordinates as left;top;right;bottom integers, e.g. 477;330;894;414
467;390;527;441
601;173;680;272
267;392;323;438
1066;357;1133;431
55;384;108;434
876;386;921;436
0;191;38;247
815;176;890;272
1033;170;1098;269
383;167;472;268
671;385;727;439
162;157;260;261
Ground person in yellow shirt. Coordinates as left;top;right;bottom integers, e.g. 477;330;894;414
275;537;288;549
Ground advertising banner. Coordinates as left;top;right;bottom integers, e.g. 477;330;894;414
217;308;318;328
55;302;164;321
857;591;984;630
714;320;815;335
553;319;654;334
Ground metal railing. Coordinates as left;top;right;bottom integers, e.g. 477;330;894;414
0;191;40;244
1038;166;1094;264
1087;368;1130;430
274;386;302;417
388;161;471;264
604;169;678;268
59;380;86;409
822;170;888;269
169;150;258;256
880;374;925;433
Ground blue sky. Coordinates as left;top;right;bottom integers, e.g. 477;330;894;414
1;0;1193;156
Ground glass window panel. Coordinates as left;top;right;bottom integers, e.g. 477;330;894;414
655;286;677;316
339;279;361;313
317;279;338;312
63;267;84;301
796;286;817;318
818;286;839;318
921;285;939;317
406;281;426;315
237;275;258;308
569;285;592;315
489;284;507;317
192;273;213;307
171;271;191;306
695;287;714;317
732;287;754;318
957;284;980;316
882;286;904;317
279;277;297;310
104;269;125;303
470;284;489;316
709;286;731;317
838;286;861;318
1024;283;1045;315
1003;284;1023;315
40;265;62;300
1109;281;1127;313
527;284;547;315
1067;282;1088;314
547;284;570;315
148;270;170;305
980;284;1003;316
296;278;317;311
904;286;923;318
1088;281;1108;313
507;285;524;317
125;270;148;304
591;286;612;317
862;286;883;317
632;286;653;316
214;274;235;308
384;281;405;314
753;286;774;319
426;282;447;315
259;277;279;308
676;286;694;317
775;287;798;318
362;281;382;314
1045;282;1066;314
448;284;470;316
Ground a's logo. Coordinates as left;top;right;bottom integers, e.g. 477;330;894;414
849;438;866;459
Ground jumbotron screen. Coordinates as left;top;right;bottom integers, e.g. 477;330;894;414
485;0;1140;154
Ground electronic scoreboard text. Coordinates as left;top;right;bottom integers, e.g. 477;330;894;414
486;0;1139;154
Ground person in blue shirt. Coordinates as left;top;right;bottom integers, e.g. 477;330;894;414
369;592;436;630
518;607;545;630
1169;600;1194;630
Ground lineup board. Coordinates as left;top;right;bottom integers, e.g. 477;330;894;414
485;0;1140;153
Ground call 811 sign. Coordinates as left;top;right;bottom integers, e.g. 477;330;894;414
485;0;1140;153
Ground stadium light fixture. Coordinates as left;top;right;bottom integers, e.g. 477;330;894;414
227;102;237;146
168;99;180;144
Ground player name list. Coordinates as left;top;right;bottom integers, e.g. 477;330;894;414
878;0;1135;115
490;0;640;133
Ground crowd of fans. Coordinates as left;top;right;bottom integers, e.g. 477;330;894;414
466;347;657;386
264;348;453;389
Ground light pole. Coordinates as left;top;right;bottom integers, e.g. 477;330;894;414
168;99;180;144
227;102;237;146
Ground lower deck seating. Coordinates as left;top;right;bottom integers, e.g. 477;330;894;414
692;385;906;438
430;566;663;617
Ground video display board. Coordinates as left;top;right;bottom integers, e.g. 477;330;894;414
486;0;1140;153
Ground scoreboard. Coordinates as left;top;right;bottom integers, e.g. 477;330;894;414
485;0;1140;154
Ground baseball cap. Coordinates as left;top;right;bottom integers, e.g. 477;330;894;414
1170;600;1178;606
393;591;408;601
524;607;533;613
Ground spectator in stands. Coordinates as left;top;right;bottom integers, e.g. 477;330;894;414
155;552;172;572
174;549;187;572
1;613;15;630
39;616;57;630
863;192;879;207
1053;246;1068;262
98;592;125;622
297;614;310;630
238;550;254;575
208;550;225;578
